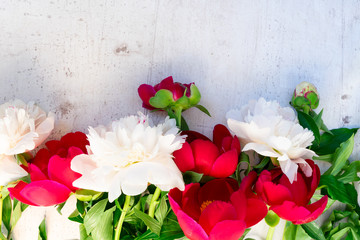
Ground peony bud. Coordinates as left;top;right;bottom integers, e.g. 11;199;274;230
291;81;319;112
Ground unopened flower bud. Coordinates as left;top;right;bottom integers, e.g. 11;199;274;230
291;81;319;112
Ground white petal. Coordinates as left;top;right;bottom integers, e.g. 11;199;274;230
243;143;279;158
279;159;298;183
0;155;28;186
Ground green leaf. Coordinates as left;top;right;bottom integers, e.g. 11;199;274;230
297;110;320;145
154;195;168;224
253;157;270;169
301;222;326;240
134;208;161;235
313;154;333;162
180;116;189;131
83;199;108;234
319;175;358;208
312;194;336;212
10;199;22;232
194;105;211;117
2;195;12;232
312;128;358;155
183;171;203;185
38;219;47;240
284;221;312;240
0;232;6;240
76;200;85;215
68;209;83;223
75;189;103;202
56;202;66;215
330;227;350;240
324;134;354;176
91;206;115;240
134;229;158;240
336;161;360;184
149;89;174;108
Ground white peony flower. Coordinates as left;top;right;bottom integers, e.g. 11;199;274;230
0;154;28;186
0;100;55;155
71;113;186;202
226;98;316;183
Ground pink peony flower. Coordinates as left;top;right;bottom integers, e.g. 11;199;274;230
173;124;240;178
246;160;328;224
138;76;200;110
8;132;88;206
169;178;268;240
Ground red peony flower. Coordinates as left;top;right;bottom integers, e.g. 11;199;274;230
173;124;240;178
9;132;89;206
138;76;200;110
169;178;267;240
248;160;328;224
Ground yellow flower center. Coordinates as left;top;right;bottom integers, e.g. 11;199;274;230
200;200;213;212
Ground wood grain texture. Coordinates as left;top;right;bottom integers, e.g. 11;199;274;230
0;0;359;239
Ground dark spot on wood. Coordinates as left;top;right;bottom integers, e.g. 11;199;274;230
341;94;350;100
115;44;130;55
342;116;351;124
78;18;83;21
58;102;74;116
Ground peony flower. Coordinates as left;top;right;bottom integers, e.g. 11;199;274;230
8;132;88;206
226;98;316;183
138;76;200;110
0;154;28;186
250;160;328;224
0;99;55;156
71;114;186;202
173;124;240;178
168;178;268;240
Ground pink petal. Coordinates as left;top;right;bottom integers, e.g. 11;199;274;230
182;183;202;221
244;198;268;227
8;181;37;206
191;140;219;175
17;180;71;206
168;188;183;214
293;196;328;224
209;149;238;178
213;124;231;150
48;147;83;191
138;84;156;107
175;209;209;240
271;201;311;222
199;201;237;235
209;220;246;240
28;164;48;181
279;173;308;206
173;142;195;172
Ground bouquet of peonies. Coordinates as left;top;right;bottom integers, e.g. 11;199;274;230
0;78;359;240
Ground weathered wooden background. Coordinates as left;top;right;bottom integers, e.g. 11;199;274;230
1;0;360;239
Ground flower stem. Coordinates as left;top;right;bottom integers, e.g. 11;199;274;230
0;186;3;231
148;187;161;218
266;226;275;240
114;195;131;240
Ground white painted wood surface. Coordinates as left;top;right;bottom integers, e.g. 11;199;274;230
1;0;360;239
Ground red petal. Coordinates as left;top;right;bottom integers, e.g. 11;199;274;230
154;76;174;91
60;132;89;154
244;198;268;227
213;124;231;150
305;160;320;199
198;178;238;204
169;188;183;214
199;201;237;235
173;142;195;172
45;140;62;154
138;84;156;107
28;164;48;181
262;182;292;206
191;140;219;175
231;136;241;155
172;83;185;101
271;201;311;222
48;147;82;191
221;136;232;153
209;220;245;240
209;149;238;178
32;148;51;173
239;171;258;199
229;190;247;221
8;181;37;206
182;183;202;221
293;196;328;224
279;173;308;206
182;131;211;143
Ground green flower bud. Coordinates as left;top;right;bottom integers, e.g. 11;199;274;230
291;82;319;112
74;189;103;201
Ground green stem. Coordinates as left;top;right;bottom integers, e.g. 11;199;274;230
114;195;131;240
148;187;161;218
266;226;275;240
